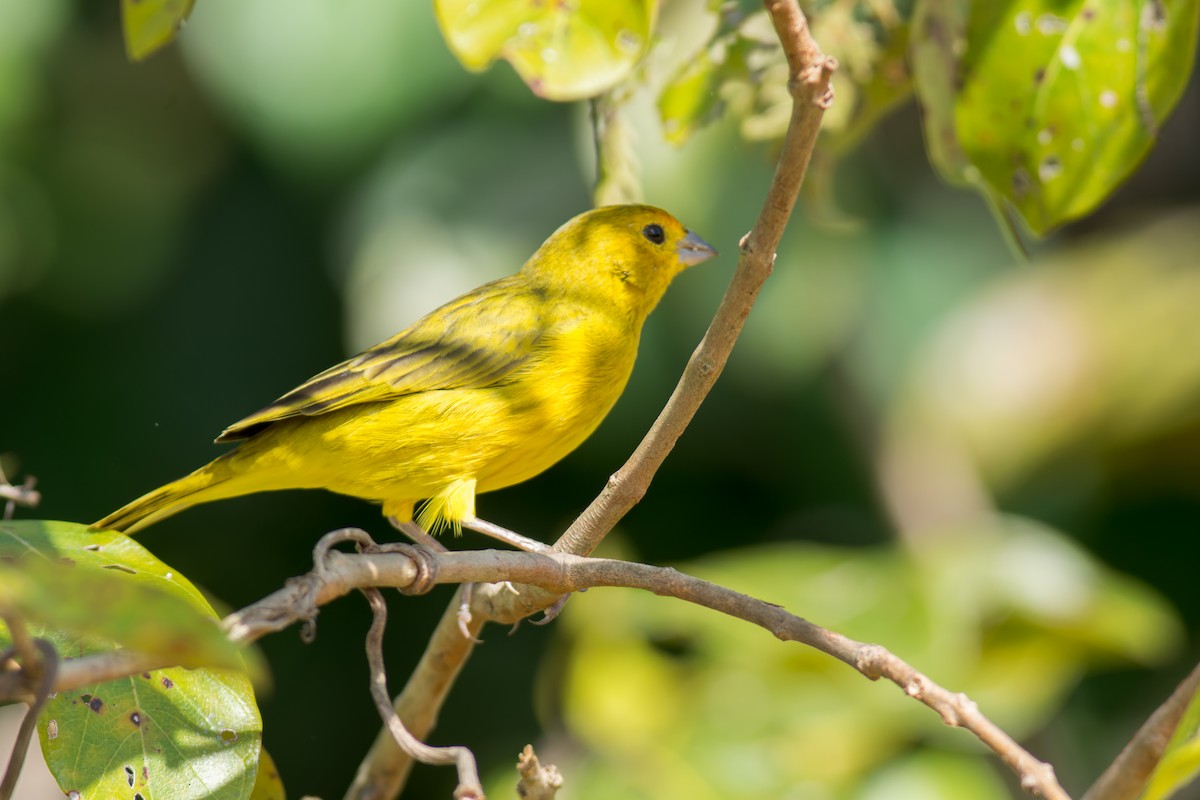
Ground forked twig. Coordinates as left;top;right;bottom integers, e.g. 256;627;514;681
360;587;483;799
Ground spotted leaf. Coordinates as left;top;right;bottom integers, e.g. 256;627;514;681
914;0;1200;235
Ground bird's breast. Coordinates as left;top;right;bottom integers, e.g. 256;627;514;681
475;317;639;491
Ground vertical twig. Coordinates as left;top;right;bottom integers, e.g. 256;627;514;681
360;588;484;799
344;587;483;800
0;639;58;800
553;0;835;558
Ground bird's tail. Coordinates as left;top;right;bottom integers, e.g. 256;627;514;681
91;460;232;534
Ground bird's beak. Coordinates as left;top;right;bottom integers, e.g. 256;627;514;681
677;230;718;267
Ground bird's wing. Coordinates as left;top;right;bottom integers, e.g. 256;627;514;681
217;277;545;442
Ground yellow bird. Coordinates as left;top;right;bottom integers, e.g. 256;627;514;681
92;205;716;549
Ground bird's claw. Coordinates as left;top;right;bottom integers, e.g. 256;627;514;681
457;583;484;643
531;593;572;626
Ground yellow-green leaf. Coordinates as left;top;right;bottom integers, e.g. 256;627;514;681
249;747;286;800
0;520;258;673
434;0;657;100
121;0;196;62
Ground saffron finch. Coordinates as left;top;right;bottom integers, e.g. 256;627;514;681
92;205;716;547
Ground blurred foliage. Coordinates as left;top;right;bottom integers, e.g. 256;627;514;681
514;520;1178;799
893;209;1200;498
660;0;1198;235
0;521;263;800
1;0;1199;798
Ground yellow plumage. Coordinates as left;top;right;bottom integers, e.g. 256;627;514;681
92;205;716;536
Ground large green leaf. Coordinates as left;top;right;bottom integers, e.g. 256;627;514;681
913;0;1200;235
39;665;261;800
0;520;264;800
434;0;657;100
121;0;196;61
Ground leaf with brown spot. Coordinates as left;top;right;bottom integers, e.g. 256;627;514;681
0;521;264;800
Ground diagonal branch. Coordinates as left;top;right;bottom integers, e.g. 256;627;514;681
554;0;835;558
345;3;836;797
1081;660;1200;800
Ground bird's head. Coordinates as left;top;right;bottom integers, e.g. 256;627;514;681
524;204;717;321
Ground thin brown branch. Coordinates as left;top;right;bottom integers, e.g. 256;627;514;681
0;639;58;800
3;543;1072;799
1081;660;1200;800
224;528;421;644
381;550;1070;800
555;0;834;559
360;587;483;799
854;646;1070;800
345;586;482;800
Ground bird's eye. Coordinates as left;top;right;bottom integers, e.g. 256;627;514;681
642;223;665;245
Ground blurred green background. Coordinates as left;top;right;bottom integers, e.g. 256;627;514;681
2;1;1200;798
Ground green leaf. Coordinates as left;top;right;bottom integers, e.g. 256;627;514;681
1141;680;1200;800
0;563;239;674
661;3;914;149
121;0;196;62
913;0;1200;235
0;521;264;800
38;665;261;800
434;0;657;100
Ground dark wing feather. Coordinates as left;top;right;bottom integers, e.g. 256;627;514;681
217;276;544;442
